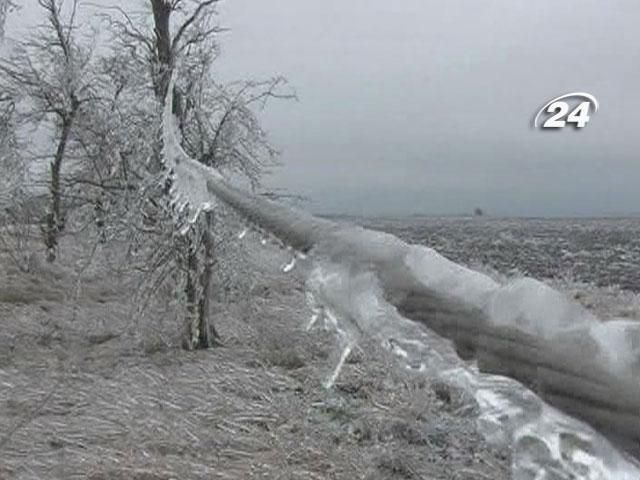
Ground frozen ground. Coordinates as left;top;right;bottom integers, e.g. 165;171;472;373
0;231;509;480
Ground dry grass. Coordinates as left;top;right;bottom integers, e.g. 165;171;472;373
0;233;510;480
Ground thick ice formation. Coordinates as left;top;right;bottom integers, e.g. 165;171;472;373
161;79;219;225
306;257;640;479
161;73;640;478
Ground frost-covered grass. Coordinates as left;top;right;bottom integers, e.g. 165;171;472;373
0;233;509;480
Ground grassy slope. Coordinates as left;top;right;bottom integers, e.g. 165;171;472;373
0;234;509;480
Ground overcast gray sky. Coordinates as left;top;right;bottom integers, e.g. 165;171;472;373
9;0;640;216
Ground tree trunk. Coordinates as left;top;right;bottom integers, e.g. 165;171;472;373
150;0;172;101
44;113;75;262
149;0;217;350
197;210;220;347
183;231;199;349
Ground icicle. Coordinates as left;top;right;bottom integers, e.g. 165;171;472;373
282;257;296;273
187;207;200;225
307;310;322;331
306;292;324;331
386;339;409;359
324;341;355;389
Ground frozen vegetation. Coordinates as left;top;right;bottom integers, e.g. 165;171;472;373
1;1;639;479
0;234;511;479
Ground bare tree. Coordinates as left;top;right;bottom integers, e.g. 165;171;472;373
148;0;221;349
0;0;97;261
100;0;292;350
0;0;290;352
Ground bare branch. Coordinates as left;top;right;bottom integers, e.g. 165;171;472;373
171;0;218;53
